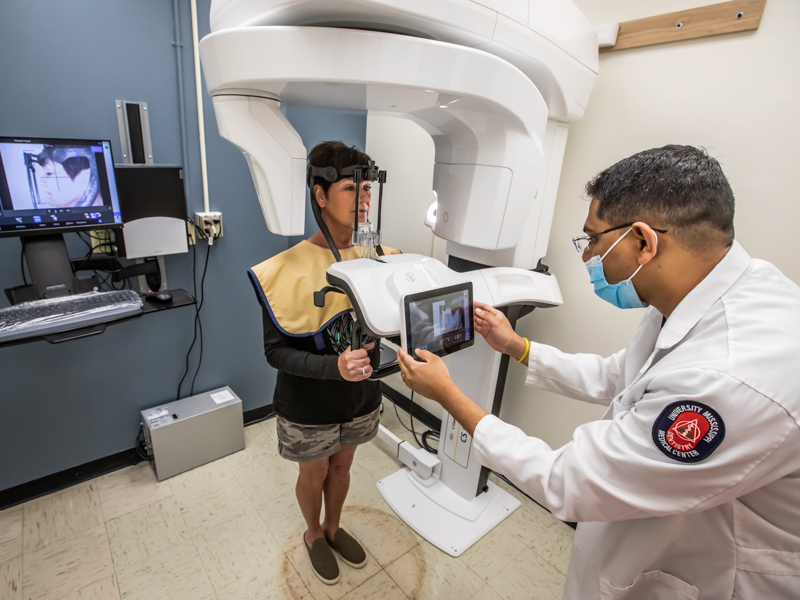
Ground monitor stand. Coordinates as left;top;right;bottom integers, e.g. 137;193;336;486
5;235;97;304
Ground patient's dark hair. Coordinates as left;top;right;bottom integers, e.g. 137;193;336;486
307;141;371;198
37;148;90;181
586;145;735;251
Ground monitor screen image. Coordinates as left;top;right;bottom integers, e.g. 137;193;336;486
0;137;122;237
403;282;474;360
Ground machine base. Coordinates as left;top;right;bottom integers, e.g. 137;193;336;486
377;468;520;557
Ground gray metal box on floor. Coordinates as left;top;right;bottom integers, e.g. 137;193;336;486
141;386;245;481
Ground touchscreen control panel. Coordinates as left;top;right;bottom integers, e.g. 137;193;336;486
400;282;474;361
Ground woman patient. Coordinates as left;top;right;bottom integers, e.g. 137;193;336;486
248;141;399;584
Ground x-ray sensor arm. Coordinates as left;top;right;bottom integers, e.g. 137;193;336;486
200;26;550;259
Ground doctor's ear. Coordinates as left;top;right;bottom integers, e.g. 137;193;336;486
631;222;660;264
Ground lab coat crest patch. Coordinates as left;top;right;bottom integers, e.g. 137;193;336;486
652;401;725;463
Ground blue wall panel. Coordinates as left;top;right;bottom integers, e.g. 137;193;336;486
0;0;367;491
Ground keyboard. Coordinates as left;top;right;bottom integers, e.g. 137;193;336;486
0;290;143;344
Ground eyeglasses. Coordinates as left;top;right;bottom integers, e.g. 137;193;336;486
572;223;667;253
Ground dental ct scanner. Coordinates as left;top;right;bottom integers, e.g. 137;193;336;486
199;0;598;556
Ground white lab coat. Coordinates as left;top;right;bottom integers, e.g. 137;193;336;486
473;242;800;599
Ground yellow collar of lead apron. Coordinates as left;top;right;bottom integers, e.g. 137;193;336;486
249;240;399;336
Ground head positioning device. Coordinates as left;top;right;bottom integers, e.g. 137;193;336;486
306;158;388;264
306;161;382;189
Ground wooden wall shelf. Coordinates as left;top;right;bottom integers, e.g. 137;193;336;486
602;0;767;53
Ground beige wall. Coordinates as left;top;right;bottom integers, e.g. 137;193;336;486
504;0;800;448
369;0;800;446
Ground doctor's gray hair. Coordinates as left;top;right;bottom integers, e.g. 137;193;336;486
586;145;735;251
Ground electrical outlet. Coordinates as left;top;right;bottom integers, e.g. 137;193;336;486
195;211;223;241
186;221;196;245
90;229;115;253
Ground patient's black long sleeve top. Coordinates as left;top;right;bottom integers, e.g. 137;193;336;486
262;307;381;425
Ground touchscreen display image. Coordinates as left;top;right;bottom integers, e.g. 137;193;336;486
405;284;473;359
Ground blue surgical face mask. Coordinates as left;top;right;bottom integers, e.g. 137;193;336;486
584;227;650;309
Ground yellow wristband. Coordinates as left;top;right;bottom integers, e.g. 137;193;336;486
515;337;530;363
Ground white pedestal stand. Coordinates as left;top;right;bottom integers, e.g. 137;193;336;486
378;337;520;556
378;468;519;557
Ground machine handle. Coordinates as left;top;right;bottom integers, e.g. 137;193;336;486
313;286;345;308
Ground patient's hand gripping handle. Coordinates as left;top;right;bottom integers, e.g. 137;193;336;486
351;319;381;374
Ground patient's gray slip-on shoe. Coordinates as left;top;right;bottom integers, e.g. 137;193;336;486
306;536;340;584
326;528;367;569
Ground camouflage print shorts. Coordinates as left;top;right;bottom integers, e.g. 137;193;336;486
276;407;381;462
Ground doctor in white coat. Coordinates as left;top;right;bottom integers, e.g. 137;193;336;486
398;145;800;599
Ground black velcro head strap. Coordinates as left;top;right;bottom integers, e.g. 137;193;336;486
307;161;381;189
306;165;338;187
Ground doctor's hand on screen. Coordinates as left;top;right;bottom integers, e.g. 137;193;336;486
474;302;529;363
397;348;453;402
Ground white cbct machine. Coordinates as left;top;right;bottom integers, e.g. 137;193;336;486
200;0;598;556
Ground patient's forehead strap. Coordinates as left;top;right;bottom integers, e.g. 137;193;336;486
307;161;382;186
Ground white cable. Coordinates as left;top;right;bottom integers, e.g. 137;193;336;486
190;0;210;213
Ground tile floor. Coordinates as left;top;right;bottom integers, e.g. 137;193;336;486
0;400;574;600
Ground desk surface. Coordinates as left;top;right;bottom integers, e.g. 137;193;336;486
0;289;195;348
140;289;195;314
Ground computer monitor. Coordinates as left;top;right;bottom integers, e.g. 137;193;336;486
0;137;123;300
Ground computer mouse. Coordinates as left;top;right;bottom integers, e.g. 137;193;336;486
146;291;173;303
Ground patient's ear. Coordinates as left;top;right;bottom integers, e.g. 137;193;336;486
314;184;327;209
